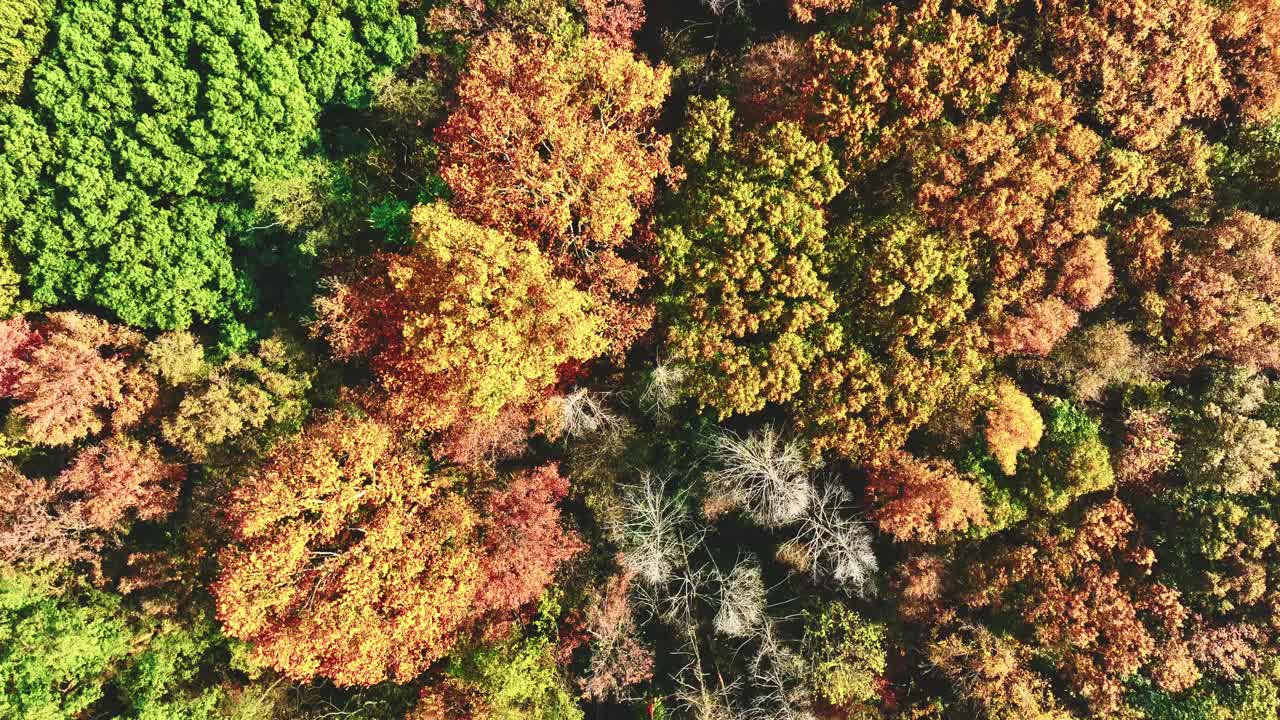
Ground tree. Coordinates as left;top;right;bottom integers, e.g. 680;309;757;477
0;0;414;331
55;437;185;535
1178;366;1280;495
215;413;485;686
865;451;987;544
1021;399;1115;514
983;382;1043;476
255;0;417;109
0;567;131;719
1214;119;1280;219
1161;211;1280;370
794;214;987;463
579;0;646;48
316;202;605;447
0;314;38;396
927;624;1075;720
160;335;313;463
914;72;1109;356
576;567;654;702
1115;409;1178;488
789;0;856;23
436;29;669;350
712;557;766;637
801;602;886;708
0;0;51;98
1045;321;1150;402
9;312;157;447
707;426;816;528
1;437;184;572
793;482;878;596
476;464;584;614
659;97;844;416
444;622;584;720
1041;0;1227;151
1215;0;1280;123
800;0;1015;174
964;499;1198;714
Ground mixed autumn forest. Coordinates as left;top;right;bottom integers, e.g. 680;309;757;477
3;0;1280;718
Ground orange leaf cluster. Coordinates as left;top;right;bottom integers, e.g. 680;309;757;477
436;30;670;350
915;73;1110;355
1042;0;1228;151
983;382;1043;475
1163;211;1280;369
215;413;580;685
865;451;987;544
965;499;1199;713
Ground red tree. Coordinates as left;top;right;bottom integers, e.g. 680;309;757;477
9;312;157;446
476;463;585;613
865;452;987;544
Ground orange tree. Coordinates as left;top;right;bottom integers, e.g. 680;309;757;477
436;28;670;351
316;202;605;456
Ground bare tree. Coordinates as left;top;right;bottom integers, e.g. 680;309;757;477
641;359;687;416
702;0;755;16
741;619;816;720
793;482;878;597
713;556;767;637
559;387;623;438
614;472;697;586
672;638;745;720
708;426;815;527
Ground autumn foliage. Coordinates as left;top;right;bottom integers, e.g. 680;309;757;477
436;29;670;349
865;451;986;543
317;202;605;450
4;1;1280;718
215;413;579;685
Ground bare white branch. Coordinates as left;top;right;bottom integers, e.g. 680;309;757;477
560;387;623;438
708;426;815;528
793;482;878;597
713;556;767;638
614;472;695;586
641;359;688;416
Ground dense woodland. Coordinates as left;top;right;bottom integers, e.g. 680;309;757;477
2;0;1280;718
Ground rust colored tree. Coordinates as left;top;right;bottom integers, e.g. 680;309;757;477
8;312;158;446
964;499;1199;713
1162;211;1280;370
215;413;484;685
915;72;1110;356
475;463;584;613
1041;0;1228;151
865;451;987;544
436;30;670;350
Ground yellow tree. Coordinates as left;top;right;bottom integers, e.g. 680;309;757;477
436;29;670;350
215;413;484;686
317;203;606;454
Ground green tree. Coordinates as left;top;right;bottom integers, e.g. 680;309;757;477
0;0;52;98
0;568;130;720
659;96;845;417
0;0;414;334
1021;399;1114;514
802;602;887;708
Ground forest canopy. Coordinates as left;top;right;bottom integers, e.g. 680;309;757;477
3;1;1280;719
